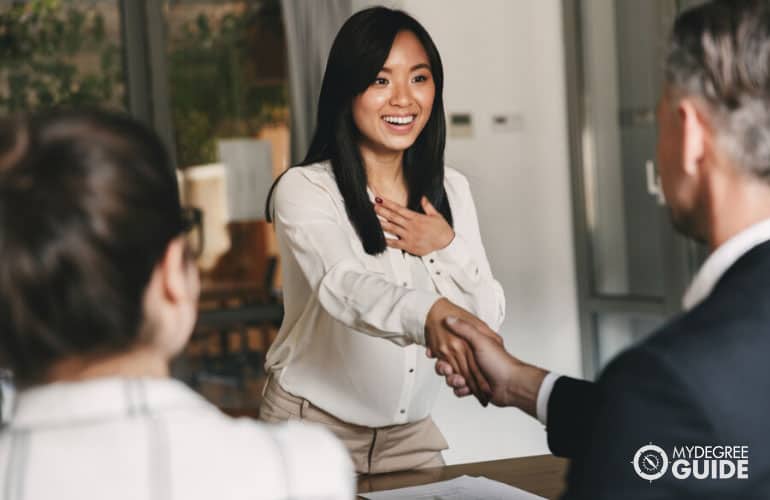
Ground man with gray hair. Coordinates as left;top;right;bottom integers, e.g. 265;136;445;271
437;0;770;497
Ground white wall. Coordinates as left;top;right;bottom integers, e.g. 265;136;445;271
353;0;583;464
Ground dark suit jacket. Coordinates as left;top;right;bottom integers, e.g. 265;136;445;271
547;240;770;499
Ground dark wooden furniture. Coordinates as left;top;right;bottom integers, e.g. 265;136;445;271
357;454;568;499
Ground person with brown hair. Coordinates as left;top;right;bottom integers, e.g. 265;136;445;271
0;110;352;500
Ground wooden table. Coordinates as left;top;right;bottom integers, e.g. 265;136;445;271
357;454;568;499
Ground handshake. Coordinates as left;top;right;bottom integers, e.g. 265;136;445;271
424;298;547;415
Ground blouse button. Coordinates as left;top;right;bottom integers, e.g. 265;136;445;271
409;368;415;373
435;271;441;276
429;258;435;264
400;409;406;414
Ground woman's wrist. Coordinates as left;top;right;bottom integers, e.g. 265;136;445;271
438;228;455;250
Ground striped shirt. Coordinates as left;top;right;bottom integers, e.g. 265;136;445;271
0;377;353;500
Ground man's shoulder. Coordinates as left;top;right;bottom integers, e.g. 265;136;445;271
577;312;770;499
640;271;770;378
634;240;770;370
601;316;720;403
599;289;770;439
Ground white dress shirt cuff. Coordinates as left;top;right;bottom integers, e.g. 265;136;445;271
536;372;562;426
432;234;472;269
404;291;442;346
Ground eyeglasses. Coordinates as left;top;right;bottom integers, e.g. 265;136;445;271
181;206;204;260
0;369;13;424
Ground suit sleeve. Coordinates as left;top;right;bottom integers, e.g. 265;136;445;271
546;376;599;458
560;347;719;500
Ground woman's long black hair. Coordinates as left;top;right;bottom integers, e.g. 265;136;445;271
266;6;452;255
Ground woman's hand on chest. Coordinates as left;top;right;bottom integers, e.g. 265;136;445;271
374;196;454;257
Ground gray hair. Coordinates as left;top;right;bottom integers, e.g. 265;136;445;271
665;0;770;179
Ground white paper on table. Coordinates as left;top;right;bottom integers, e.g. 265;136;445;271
358;475;547;500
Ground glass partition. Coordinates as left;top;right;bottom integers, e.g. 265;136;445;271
164;0;290;412
566;0;708;377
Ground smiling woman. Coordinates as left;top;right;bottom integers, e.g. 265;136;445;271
260;7;506;474
352;31;436;169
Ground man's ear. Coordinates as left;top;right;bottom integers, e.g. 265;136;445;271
678;98;709;177
160;237;188;304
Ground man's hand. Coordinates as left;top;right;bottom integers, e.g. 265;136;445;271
434;317;548;418
374;196;454;256
424;299;502;406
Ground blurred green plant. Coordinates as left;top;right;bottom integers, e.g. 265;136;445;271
0;0;288;167
0;0;124;111
168;0;288;167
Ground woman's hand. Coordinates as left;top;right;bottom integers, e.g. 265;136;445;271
374;196;454;256
424;298;503;406
432;318;547;416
